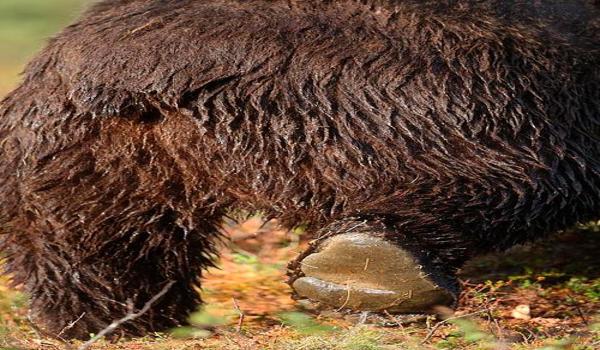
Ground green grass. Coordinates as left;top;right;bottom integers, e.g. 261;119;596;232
0;0;86;93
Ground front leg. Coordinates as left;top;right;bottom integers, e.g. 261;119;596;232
288;219;458;313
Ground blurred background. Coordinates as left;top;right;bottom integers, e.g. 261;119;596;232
0;0;87;95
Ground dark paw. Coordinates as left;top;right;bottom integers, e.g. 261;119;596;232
291;233;456;313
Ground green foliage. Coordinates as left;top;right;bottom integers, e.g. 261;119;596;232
189;309;230;327
231;251;261;266
231;250;281;272
170;326;212;339
450;319;494;343
565;277;600;302
279;312;336;335
506;266;600;303
435;318;497;349
171;307;231;339
292;223;308;236
0;0;86;63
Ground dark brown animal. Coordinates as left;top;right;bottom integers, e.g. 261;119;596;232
0;0;598;339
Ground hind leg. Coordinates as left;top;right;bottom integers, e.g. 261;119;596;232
288;219;459;313
4;208;220;339
0;114;225;339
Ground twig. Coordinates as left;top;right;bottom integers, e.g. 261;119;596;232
519;327;537;344
567;292;588;325
57;312;86;338
232;298;245;333
382;311;429;328
357;311;370;325
77;280;175;350
382;310;399;327
421;310;487;344
336;282;352;311
485;308;504;340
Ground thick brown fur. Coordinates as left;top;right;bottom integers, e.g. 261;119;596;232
0;0;599;339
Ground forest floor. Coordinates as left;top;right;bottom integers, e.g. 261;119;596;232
0;218;599;350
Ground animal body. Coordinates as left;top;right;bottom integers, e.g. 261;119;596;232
0;0;598;339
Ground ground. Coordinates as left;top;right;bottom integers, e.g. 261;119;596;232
0;218;599;349
0;1;599;349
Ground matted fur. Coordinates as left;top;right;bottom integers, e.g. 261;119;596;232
0;0;599;339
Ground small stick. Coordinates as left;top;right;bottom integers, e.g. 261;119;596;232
421;310;487;344
567;292;588;325
358;311;370;325
232;298;245;333
77;280;175;350
336;282;352;311
485;308;504;340
57;312;86;338
382;310;403;329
